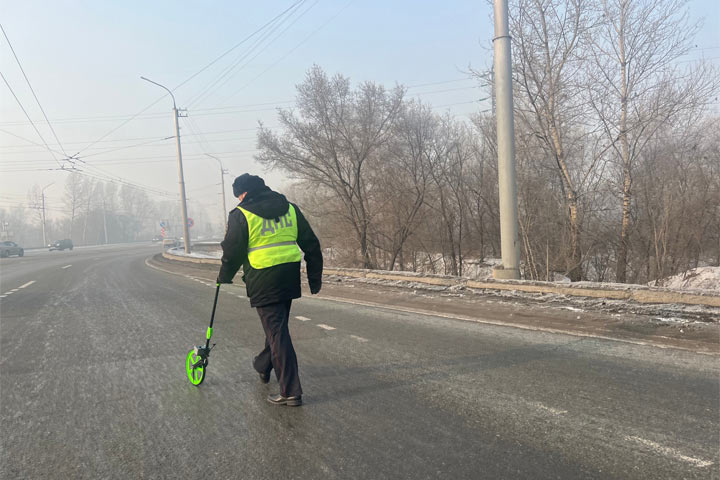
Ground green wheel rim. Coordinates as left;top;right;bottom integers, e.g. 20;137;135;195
186;348;205;386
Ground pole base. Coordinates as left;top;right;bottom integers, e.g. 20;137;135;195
493;266;520;280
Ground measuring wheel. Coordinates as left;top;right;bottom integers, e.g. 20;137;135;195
186;347;207;386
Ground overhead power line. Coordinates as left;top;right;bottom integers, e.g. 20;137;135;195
75;0;306;156
0;71;63;168
1;23;70;159
186;0;313;109
223;0;356;104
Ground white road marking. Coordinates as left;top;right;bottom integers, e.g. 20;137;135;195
10;289;18;292
316;324;336;331
18;281;35;289
295;316;311;321
625;435;713;468
0;295;6;298
236;295;245;299
3;292;12;295
61;264;72;269
529;402;567;416
349;335;368;343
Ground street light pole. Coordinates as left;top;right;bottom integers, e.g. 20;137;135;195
41;182;54;247
492;0;520;280
205;154;228;233
141;76;191;254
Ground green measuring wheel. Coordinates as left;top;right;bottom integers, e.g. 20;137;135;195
186;347;207;386
185;284;220;387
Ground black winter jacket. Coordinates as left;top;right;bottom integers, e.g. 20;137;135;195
217;187;323;307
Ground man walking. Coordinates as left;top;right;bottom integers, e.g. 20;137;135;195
217;174;323;406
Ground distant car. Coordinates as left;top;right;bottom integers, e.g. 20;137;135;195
0;241;24;258
152;235;162;243
49;239;74;251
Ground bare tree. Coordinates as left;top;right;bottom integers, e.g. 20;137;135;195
375;100;436;270
509;0;607;281
256;65;404;268
63;172;85;239
587;0;718;282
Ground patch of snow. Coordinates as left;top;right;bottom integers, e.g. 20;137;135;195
168;247;221;259
653;267;720;292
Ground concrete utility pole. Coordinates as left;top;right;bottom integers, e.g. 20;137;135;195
141;76;191;254
41;182;53;247
492;0;520;280
205;154;228;233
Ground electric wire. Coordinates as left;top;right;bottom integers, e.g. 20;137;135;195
185;0;310;109
74;0;305;156
0;71;62;167
0;23;70;159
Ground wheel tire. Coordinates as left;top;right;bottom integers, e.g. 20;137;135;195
70;246;73;250
186;348;206;386
18;249;24;257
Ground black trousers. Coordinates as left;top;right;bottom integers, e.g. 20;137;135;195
252;300;303;397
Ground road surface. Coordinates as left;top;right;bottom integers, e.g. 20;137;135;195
1;244;718;479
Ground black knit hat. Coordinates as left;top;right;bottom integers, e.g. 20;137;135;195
232;173;265;197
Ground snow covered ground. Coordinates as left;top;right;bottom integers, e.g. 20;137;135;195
652;267;720;292
167;247;221;259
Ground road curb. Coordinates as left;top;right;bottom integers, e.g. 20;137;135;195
160;251;720;308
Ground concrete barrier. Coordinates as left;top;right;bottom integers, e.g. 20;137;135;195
159;253;720;307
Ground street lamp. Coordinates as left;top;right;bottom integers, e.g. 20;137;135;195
140;76;191;254
41;182;54;247
205;154;229;233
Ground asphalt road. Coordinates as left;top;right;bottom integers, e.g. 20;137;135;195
1;244;718;479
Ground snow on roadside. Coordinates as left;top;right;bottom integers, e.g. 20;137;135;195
652;267;720;292
167;247;221;259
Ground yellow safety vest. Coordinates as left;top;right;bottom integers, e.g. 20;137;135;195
237;204;302;269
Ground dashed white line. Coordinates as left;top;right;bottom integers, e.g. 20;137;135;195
0;295;6;298
316;324;336;331
625;435;713;468
349;335;368;343
18;280;36;289
61;264;72;269
295;316;311;322
9;289;18;292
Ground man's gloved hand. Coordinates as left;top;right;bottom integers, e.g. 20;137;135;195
216;276;233;284
309;281;321;295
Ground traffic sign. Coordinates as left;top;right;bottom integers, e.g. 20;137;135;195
160;221;167;228
187;218;195;228
160;227;166;238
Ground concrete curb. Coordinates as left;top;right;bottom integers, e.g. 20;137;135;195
160;252;720;307
162;250;223;265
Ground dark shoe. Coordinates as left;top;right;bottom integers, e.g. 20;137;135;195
267;394;302;406
258;371;270;384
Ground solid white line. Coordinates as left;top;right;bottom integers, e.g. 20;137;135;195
18;280;35;289
349;335;368;343
61;264;72;269
295;316;311;321
625;435;713;468
316;324;336;331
